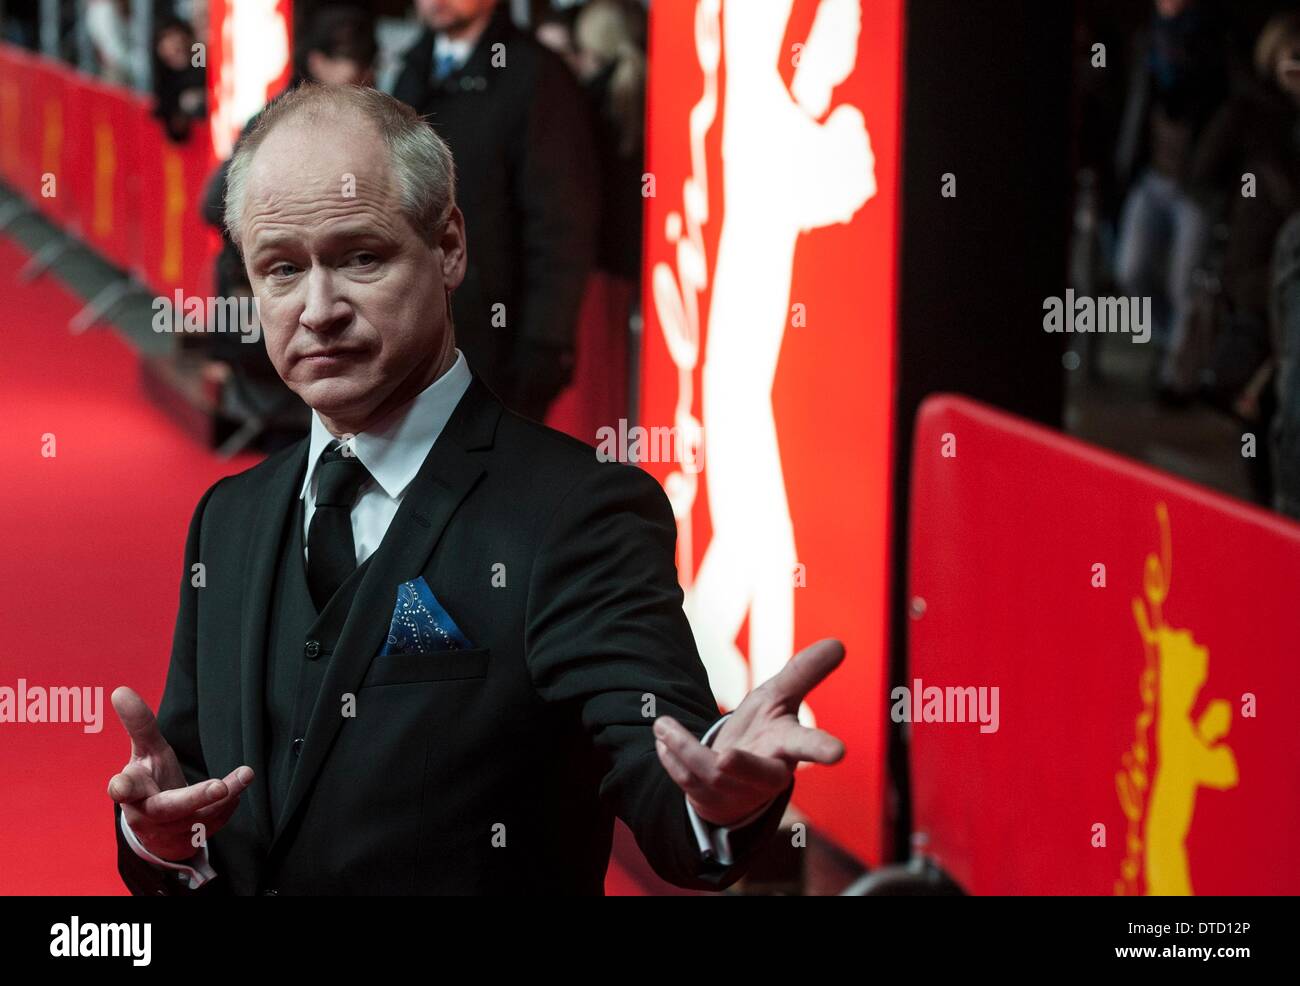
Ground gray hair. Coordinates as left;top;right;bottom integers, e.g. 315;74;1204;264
223;83;457;251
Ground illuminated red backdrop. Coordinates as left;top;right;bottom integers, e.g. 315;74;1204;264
639;0;904;864
207;0;294;160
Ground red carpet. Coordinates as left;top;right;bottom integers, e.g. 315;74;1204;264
0;238;261;893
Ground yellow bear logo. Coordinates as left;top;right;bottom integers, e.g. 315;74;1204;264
1115;503;1238;895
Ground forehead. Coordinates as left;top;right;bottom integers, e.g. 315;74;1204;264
244;112;398;224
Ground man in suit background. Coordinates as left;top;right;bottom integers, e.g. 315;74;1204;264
392;0;598;423
107;83;845;895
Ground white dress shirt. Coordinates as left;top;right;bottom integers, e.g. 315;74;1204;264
124;350;775;888
431;34;474;81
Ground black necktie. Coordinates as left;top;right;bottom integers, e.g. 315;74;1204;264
307;440;372;610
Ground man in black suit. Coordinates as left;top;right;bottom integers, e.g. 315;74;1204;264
107;84;845;895
392;0;598;422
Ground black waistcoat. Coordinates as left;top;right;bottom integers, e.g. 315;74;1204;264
264;498;373;827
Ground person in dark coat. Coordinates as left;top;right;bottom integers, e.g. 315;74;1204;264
1269;210;1300;520
108;85;840;895
1189;11;1300;505
393;0;599;423
574;0;646;286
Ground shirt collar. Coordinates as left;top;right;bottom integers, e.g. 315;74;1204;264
299;349;472;503
433;34;474;69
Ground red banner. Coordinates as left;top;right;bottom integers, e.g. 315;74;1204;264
134;109;216;298
0;44;216;298
909;395;1300;894
0;45;37;194
79;77;139;273
639;0;905;864
60;62;93;236
28;57;70;225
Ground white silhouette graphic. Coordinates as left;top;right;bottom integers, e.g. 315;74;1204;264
212;0;291;159
653;0;876;728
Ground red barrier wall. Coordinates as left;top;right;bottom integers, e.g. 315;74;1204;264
909;395;1300;895
0;43;214;299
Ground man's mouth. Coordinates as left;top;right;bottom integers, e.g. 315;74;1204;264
297;348;365;368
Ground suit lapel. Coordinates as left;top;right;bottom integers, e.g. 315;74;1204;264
239;440;309;850
269;374;502;850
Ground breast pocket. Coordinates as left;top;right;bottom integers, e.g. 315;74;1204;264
361;648;490;687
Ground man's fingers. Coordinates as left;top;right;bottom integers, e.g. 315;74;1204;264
771;720;846;766
110;686;167;758
128;781;248;856
194;766;255;818
765;638;845;706
656;738;780;823
653;716;719;780
655;736;701;795
107;761;161;804
654;716;784;800
714;746;791;790
137;778;230;823
196;792;244;831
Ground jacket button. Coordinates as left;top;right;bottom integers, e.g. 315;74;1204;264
304;640;321;659
262;888;278;896
292;737;304;757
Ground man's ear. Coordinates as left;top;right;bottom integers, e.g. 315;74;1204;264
438;205;468;290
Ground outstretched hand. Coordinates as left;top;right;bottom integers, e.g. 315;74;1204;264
653;638;846;827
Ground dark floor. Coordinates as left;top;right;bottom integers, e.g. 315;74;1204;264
1064;333;1258;505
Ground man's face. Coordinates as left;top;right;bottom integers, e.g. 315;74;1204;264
157;29;191;71
416;0;496;34
1277;44;1300;99
239;113;466;431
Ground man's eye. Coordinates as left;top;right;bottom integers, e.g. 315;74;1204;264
346;252;379;267
268;262;299;278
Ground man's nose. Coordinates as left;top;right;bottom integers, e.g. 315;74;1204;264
298;265;351;334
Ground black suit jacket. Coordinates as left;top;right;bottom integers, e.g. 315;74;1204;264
115;373;792;894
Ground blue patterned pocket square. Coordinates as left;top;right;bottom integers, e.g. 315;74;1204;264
380;577;474;656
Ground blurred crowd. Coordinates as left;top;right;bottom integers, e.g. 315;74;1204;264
1;1;210;100
1073;0;1300;520
7;1;1300;518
